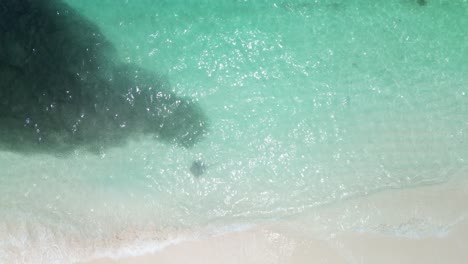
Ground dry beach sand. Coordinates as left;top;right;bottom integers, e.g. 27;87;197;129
79;172;468;264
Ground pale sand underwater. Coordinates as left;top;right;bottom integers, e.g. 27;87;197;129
79;172;468;264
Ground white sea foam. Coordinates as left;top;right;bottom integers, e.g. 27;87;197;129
0;218;257;264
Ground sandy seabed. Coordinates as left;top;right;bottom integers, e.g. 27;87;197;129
79;172;468;264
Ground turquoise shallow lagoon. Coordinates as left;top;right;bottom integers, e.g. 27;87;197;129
0;0;467;263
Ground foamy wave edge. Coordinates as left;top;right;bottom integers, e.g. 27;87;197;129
75;223;255;263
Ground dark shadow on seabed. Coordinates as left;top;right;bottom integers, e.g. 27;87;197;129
0;0;208;154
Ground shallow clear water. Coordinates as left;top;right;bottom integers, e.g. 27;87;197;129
1;0;467;262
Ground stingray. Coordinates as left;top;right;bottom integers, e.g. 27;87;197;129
190;160;217;177
417;0;427;6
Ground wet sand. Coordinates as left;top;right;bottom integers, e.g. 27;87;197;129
79;173;468;264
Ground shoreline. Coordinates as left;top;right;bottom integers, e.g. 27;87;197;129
79;173;468;264
81;220;468;264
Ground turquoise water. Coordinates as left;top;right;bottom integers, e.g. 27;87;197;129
1;0;467;262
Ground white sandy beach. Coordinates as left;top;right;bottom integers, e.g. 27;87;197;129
79;172;468;264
